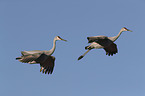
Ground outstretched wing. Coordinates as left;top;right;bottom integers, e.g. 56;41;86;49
21;50;42;55
95;39;118;56
35;54;55;74
87;36;118;56
87;36;107;43
103;43;118;56
16;54;40;64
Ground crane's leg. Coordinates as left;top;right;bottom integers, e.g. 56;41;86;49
78;49;91;60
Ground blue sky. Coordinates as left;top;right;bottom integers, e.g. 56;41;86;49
1;0;145;96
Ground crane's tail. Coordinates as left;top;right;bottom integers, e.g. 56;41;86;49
78;50;91;60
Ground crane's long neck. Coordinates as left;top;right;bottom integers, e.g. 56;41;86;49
48;39;57;55
111;30;123;42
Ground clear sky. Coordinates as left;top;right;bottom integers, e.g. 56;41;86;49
1;0;145;96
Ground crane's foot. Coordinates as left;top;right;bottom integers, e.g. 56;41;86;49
43;69;46;73
40;67;44;72
78;55;84;60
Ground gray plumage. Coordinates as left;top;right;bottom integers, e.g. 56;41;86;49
16;36;67;74
78;27;132;60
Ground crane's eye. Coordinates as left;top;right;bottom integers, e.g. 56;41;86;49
57;36;62;40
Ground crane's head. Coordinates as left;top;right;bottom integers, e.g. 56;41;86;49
121;27;132;32
55;36;67;41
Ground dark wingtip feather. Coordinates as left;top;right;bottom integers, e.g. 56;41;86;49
50;68;53;74
43;67;54;75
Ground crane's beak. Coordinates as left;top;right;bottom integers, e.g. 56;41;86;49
57;36;67;41
61;38;67;41
127;29;132;32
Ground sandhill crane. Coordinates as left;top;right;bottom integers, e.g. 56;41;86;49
16;36;67;74
78;27;132;60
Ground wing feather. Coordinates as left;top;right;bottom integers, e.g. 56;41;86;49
87;36;118;56
103;42;118;56
21;50;42;55
35;54;55;74
87;36;107;43
17;54;39;63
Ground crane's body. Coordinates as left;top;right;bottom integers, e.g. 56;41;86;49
16;36;67;74
78;27;132;60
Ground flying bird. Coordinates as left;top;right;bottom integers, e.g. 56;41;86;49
78;27;132;60
16;36;67;74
